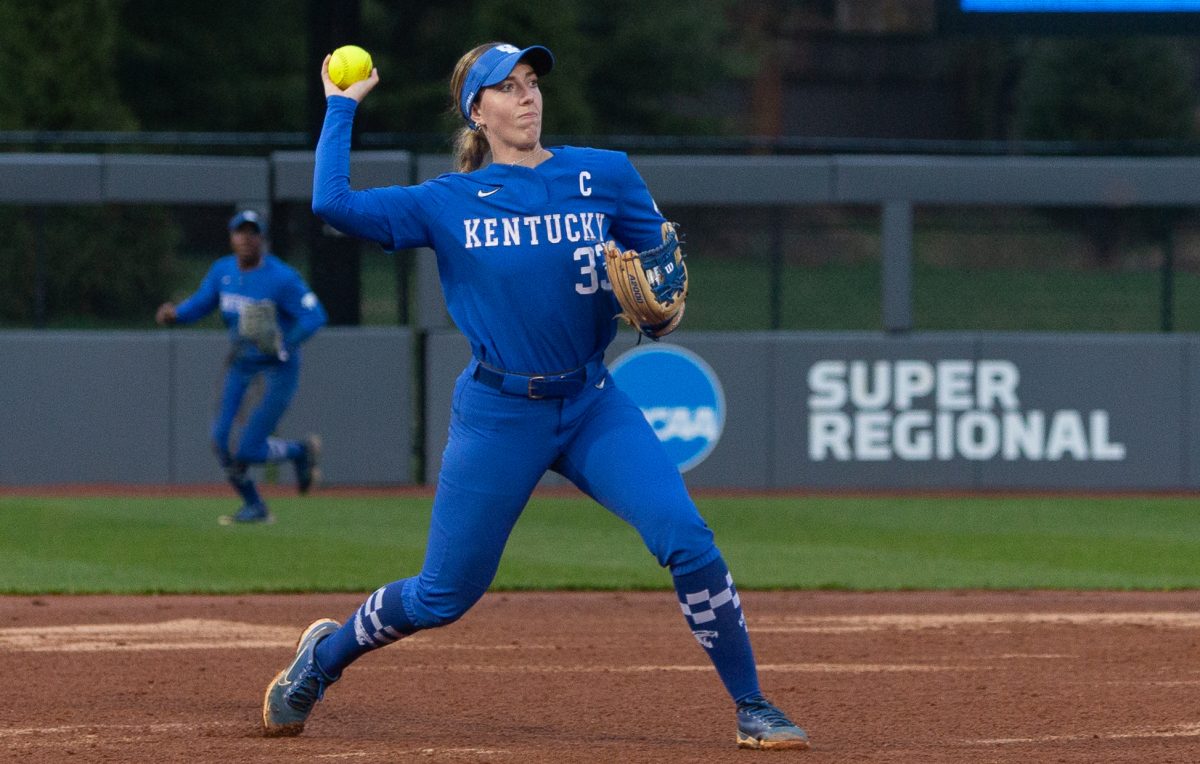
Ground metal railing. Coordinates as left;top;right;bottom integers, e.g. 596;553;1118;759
5;149;1200;332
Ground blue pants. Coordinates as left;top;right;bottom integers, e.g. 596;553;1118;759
212;356;300;466
401;366;719;629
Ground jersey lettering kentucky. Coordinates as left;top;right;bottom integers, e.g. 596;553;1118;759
462;211;607;248
220;293;266;314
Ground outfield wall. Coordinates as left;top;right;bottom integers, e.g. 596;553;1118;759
1;329;1195;490
423;330;1192;491
0;328;414;486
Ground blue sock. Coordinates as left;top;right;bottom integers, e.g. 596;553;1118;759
225;461;263;507
673;555;761;704
315;580;416;677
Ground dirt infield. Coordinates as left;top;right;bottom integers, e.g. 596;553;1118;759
4;590;1200;763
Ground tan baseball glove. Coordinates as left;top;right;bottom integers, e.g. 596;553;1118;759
602;222;688;339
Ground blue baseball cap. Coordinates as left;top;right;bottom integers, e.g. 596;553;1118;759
459;43;554;129
228;209;264;233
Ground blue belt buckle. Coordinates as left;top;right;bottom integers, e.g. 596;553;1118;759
527;375;546;399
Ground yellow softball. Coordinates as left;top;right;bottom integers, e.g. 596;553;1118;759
329;45;373;89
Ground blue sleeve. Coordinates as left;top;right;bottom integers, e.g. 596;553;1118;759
312;96;435;251
173;263;221;324
609;154;667;252
278;269;327;348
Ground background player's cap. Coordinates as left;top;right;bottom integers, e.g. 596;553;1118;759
460;43;554;128
228;209;264;233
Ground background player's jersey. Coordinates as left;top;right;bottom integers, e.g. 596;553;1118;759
314;96;668;374
174;254;326;363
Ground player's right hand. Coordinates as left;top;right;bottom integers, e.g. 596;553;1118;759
321;54;380;102
155;302;177;325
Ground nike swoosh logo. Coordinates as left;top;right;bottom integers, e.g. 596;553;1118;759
477;188;501;198
595;377;606;389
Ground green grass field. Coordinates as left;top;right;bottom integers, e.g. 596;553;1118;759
4;493;1199;594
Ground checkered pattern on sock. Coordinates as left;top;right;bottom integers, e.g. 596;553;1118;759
266;436;291;461
314;580;415;678
354;585;408;648
679;572;740;625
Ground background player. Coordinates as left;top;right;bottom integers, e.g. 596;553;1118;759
156;210;327;524
262;43;808;750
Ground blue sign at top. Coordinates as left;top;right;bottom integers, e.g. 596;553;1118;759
609;345;725;473
962;1;1200;10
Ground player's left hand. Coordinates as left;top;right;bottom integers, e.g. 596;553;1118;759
603;222;688;339
252;334;289;363
321;54;380;102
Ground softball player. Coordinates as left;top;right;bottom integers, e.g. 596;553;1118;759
262;43;808;750
156;210;327;524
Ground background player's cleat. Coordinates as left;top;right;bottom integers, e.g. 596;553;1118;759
294;434;321;495
262;618;341;736
218;502;273;525
735;695;810;750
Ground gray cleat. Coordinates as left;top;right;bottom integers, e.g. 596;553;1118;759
736;694;810;750
262;618;340;736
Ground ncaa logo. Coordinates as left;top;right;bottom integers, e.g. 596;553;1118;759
609;345;725;472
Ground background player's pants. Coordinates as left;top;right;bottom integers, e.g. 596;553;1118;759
212;356;300;464
211;356;301;505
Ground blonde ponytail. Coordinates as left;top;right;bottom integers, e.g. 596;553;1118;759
452;126;490;173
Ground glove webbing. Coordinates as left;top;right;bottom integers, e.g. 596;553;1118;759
638;229;686;304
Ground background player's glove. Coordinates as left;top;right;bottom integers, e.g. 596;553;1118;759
238;301;288;361
602;222;688;339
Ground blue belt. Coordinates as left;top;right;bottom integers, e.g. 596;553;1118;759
471;359;596;399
